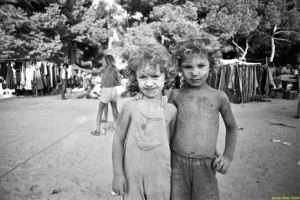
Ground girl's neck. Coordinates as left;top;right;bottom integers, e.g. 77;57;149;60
142;94;163;106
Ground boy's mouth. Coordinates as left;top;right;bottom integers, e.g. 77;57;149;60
190;78;201;82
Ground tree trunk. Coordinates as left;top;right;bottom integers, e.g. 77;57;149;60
240;39;249;61
270;36;275;62
269;25;277;62
232;37;248;61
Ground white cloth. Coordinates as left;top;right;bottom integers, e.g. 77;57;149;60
20;65;26;86
67;65;73;79
49;63;53;87
24;64;34;90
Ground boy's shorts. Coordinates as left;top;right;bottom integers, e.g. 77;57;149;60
171;148;220;200
100;87;117;103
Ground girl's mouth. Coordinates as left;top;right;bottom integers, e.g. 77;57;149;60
144;87;156;92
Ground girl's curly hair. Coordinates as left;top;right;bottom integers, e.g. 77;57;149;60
126;43;177;92
169;35;222;70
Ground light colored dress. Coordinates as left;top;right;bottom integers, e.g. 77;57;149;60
124;99;171;200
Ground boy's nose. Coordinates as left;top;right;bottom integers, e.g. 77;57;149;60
191;69;200;76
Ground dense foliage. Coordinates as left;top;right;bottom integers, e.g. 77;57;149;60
0;0;299;64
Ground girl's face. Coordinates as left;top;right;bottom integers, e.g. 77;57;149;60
180;52;210;88
136;63;165;100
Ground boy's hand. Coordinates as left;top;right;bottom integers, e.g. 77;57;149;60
112;174;127;196
212;153;232;174
133;92;143;100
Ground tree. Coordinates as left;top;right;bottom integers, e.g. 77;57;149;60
256;0;300;62
0;0;94;61
195;0;261;59
0;4;31;59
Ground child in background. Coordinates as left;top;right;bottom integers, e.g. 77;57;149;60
296;99;300;119
112;44;177;199
168;36;238;200
74;55;119;135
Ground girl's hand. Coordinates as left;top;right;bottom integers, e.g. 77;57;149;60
112;174;127;196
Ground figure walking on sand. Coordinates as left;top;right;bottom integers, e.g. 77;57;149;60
74;55;120;135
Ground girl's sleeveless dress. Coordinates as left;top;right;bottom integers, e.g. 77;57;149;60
124;99;171;200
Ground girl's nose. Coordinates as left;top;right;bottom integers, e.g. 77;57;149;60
145;79;154;86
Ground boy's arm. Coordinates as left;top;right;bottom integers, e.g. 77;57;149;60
213;92;238;174
167;89;177;105
112;101;132;195
167;104;177;143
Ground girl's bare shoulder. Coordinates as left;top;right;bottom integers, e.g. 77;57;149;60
121;99;138;114
164;103;177;121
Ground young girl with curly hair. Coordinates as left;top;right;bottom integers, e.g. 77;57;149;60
112;43;177;200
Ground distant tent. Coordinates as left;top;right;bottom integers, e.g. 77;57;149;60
207;59;262;103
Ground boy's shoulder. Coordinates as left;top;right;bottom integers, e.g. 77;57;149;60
168;89;180;101
204;86;229;102
210;87;228;99
164;103;177;121
164;102;177;114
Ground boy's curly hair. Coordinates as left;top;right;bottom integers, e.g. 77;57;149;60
169;35;222;70
126;43;177;92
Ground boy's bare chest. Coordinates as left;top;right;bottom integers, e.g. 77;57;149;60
175;95;219;116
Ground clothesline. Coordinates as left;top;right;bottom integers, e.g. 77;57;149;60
0;58;49;62
220;58;261;66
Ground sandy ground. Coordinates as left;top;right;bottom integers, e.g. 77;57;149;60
0;93;299;200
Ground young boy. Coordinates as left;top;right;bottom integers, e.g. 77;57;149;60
112;44;177;199
168;37;238;200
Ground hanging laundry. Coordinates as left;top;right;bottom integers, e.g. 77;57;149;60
20;64;26;87
25;62;33;90
218;66;227;92
227;65;236;92
0;62;7;78
6;63;15;89
33;64;44;90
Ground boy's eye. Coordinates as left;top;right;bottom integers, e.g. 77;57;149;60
152;75;160;78
182;65;192;69
198;65;205;68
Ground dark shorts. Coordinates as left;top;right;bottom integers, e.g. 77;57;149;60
171;148;220;200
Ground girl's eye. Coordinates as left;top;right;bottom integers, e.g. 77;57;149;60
139;76;146;79
183;65;192;69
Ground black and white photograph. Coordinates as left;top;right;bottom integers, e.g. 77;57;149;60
0;0;299;199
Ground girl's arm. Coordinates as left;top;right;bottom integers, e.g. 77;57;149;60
73;64;102;75
112;101;133;195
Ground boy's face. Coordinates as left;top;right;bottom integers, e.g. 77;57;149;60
180;52;210;87
136;63;165;99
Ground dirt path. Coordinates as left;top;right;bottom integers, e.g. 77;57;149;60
0;94;299;200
